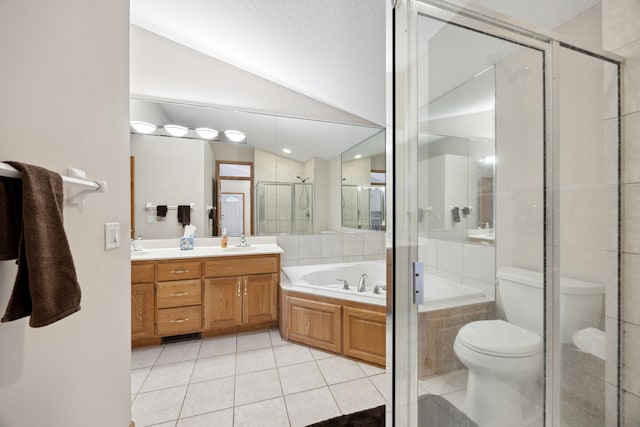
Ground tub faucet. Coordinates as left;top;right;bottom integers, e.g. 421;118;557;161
237;234;250;247
358;273;367;292
337;279;349;290
373;284;387;295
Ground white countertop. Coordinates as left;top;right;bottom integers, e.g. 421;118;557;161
130;243;283;261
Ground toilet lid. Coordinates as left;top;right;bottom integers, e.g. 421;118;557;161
457;320;543;357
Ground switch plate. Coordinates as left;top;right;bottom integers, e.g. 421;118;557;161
105;222;120;250
146;215;157;224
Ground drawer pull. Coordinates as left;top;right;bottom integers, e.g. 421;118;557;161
169;292;189;297
237;281;241;297
170;318;189;323
244;278;248;296
170;269;189;274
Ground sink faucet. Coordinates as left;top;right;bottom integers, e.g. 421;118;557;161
130;234;143;251
358;273;367;292
236;234;251;247
337;279;349;290
373;284;387;295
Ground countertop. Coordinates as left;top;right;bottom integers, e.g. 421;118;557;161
130;243;283;261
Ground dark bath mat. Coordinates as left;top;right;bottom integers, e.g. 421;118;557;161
306;405;385;427
418;394;477;427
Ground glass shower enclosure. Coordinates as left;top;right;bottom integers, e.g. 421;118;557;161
392;1;622;426
255;181;314;235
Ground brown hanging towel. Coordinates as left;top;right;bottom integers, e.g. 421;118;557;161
177;205;191;227
156;205;168;217
0;161;81;327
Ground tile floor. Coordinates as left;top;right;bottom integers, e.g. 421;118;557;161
131;329;387;427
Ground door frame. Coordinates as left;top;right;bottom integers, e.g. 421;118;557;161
215;160;254;236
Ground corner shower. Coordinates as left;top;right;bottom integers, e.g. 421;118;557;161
255;180;314;235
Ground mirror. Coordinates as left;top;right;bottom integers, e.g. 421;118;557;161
130;98;383;239
420;67;495;244
341;130;386;230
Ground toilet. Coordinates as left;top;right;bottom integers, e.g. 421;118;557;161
453;267;604;427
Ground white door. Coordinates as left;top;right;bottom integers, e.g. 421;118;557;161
220;193;244;236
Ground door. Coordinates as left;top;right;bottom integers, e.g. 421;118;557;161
131;283;154;339
204;277;243;329
220;192;245;236
243;273;278;324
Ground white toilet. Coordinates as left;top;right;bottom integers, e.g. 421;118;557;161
453;267;604;427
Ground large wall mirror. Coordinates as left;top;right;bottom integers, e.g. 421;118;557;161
420;67;495;244
130;98;384;239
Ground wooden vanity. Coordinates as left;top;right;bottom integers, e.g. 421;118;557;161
131;251;280;348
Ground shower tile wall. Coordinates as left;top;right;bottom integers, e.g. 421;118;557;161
277;232;386;267
602;0;640;423
423;238;495;300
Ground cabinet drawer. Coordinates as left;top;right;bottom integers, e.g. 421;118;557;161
204;255;278;278
157;261;202;281
157;279;202;309
157;306;202;336
132;262;154;283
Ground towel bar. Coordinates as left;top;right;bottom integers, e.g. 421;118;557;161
0;163;107;204
145;202;196;211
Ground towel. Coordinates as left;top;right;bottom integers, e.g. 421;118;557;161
177;205;191;227
156;205;168;217
451;206;461;223
0;161;81;327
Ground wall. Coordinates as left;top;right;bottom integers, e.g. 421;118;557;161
328;156;343;231
602;0;640;423
0;0;131;426
131;134;212;239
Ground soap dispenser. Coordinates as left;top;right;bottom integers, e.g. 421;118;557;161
221;228;228;248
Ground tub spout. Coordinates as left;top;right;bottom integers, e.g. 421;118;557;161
358;273;367;292
337;279;349;290
373;284;387;295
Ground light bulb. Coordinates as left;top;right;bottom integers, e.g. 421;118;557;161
224;130;246;142
164;125;188;137
130;121;157;134
196;128;219;139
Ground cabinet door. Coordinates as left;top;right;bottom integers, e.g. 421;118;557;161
286;296;342;353
131;283;155;339
343;306;386;366
243;273;278;325
204;277;242;330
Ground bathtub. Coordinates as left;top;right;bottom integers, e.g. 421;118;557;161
281;261;487;311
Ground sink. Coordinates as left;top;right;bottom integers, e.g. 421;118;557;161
130;251;150;257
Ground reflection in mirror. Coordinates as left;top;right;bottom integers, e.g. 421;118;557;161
420;67;495;244
341;130;386;231
130;98;383;239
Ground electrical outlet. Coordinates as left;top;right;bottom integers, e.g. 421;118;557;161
105;222;120;250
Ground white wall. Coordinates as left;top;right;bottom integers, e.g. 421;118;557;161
0;1;131;426
131;134;210;239
328;156;343;231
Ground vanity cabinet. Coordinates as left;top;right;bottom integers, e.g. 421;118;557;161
285;296;342;353
131;253;280;348
203;255;279;334
342;306;386;366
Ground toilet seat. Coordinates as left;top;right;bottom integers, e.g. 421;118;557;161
457;319;542;358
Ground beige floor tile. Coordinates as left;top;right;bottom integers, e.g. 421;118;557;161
358;362;385;376
237;331;272;352
132;346;164;369
279;361;327;395
180;376;235;418
285;387;341;427
418;369;467;396
176;409;233;427
235;347;276;374
274;343;314;367
131;386;187;427
140;361;195;393
198;335;236;358
310;349;334;360
329;378;385;415
369;373;387;401
190;353;236;383
235;369;283;406
270;328;291;347
131;367;151;394
317;357;366;385
234;397;290;427
156;341;202;366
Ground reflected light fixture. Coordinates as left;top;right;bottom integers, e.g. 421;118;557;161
164;124;188;137
282;148;292;154
224;129;246;142
130;121;157;134
354;154;362;159
196;128;219;139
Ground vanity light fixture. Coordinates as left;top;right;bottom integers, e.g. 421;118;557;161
130;121;157;134
196;128;219;139
164;124;189;137
224;129;246;143
282;148;292;154
354;154;362;159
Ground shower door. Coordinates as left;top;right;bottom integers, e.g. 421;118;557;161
392;1;621;426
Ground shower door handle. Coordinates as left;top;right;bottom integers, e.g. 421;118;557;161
413;261;425;305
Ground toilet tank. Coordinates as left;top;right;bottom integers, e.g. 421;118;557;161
497;267;605;342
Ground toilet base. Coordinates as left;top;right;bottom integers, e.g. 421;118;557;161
465;369;536;427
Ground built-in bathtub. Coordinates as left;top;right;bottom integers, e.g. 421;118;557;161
280;260;495;376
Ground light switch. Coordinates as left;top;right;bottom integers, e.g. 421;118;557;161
105;222;120;250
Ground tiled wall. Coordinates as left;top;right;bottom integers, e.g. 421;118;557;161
421;238;495;300
602;0;640;423
276;231;386;267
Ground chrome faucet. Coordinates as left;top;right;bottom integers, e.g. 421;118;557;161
130;234;143;251
337;279;350;290
357;273;367;292
373;284;387;295
236;234;251;247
